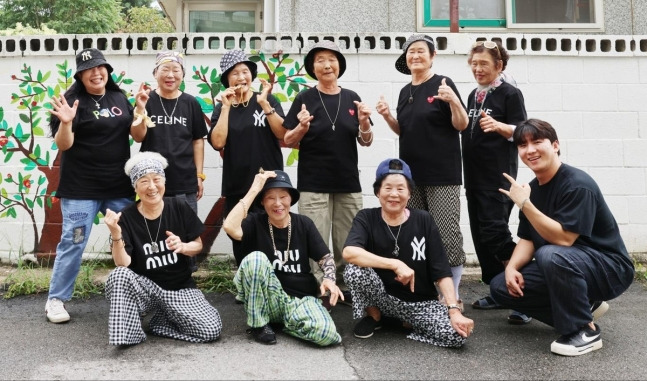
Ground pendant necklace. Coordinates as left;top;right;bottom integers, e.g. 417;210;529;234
143;209;163;253
317;88;341;131
268;216;291;264
470;90;489;138
159;92;180;119
408;73;432;104
89;92;106;109
383;212;405;257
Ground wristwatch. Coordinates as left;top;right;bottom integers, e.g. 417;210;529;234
447;304;461;312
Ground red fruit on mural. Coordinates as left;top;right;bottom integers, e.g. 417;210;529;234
11;75;16;80
23;179;31;188
31;101;37;106
121;71;126;76
349;109;355;116
6;173;11;179
0;136;8;147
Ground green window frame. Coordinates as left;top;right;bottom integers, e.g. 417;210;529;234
421;0;507;28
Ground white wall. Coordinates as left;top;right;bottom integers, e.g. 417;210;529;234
1;32;646;263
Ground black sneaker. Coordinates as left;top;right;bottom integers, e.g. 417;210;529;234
353;316;382;339
247;324;277;345
550;323;602;356
591;301;609;320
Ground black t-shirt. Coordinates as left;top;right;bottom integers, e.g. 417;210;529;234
518;164;632;269
52;90;134;199
141;92;208;195
462;81;526;190
284;87;362;193
396;75;465;186
344;208;452;302
238;212;330;298
208;94;284;197
119;197;205;291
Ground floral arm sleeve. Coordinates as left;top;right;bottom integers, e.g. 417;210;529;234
317;253;336;283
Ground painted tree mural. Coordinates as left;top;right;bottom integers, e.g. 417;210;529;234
0;49;310;261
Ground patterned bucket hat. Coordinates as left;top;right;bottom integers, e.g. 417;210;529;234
304;40;347;80
219;49;257;88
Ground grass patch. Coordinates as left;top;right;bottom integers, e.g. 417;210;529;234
3;259;110;299
634;260;647;284
3;260;50;299
196;256;237;295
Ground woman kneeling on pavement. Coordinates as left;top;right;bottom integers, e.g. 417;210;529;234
104;152;222;346
343;158;474;347
223;169;343;346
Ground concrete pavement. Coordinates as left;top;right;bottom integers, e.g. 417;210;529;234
0;277;646;380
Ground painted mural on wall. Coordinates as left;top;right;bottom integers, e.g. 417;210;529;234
0;50;310;260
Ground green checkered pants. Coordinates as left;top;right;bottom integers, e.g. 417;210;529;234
234;251;341;346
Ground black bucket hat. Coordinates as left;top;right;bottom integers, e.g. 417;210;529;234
395;34;436;75
74;48;113;79
219;49;257;88
257;170;300;207
304;40;346;80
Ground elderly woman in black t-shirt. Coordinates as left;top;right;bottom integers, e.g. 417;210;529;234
208;49;287;264
103;152;221;346
376;34;469;309
343;158;473;347
223;169;343;346
282;40;373;288
462;41;529;324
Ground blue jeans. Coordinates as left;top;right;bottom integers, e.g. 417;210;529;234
490;244;634;335
48;197;133;301
172;193;197;215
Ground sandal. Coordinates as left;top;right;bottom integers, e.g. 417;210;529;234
471;295;503;310
507;310;532;325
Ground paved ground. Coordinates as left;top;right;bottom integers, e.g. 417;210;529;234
1;273;646;380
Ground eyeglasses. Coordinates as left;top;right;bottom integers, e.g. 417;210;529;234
472;40;501;57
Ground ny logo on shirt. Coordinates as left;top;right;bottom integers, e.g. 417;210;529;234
253;110;267;127
410;236;426;261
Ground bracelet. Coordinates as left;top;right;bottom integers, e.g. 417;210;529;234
108;236;124;249
520;198;529;211
132;109;155;128
197;173;206;181
264;108;276;116
238;199;248;219
359;131;373;144
358;127;372;136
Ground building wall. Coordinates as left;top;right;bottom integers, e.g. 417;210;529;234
277;0;640;35
0;32;646;263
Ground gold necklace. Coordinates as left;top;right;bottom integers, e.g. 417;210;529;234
231;86;251;108
268;216;291;264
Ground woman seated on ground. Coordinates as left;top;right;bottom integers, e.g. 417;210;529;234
222;169;343;346
343;158;474;347
104;152;222;346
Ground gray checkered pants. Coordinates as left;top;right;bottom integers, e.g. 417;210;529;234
105;267;222;346
344;264;466;348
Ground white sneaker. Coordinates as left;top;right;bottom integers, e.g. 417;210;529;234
46;298;70;323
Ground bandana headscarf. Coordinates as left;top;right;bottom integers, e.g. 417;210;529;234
124;152;168;187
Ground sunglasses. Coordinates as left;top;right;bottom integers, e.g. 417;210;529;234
472;40;501;58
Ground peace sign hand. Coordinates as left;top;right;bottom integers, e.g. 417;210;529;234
498;173;531;208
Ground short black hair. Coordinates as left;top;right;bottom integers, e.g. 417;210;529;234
513;118;560;156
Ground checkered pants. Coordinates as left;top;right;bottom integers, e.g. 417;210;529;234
344;264;466;348
408;185;466;267
234;251;341;346
105;267;222;346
